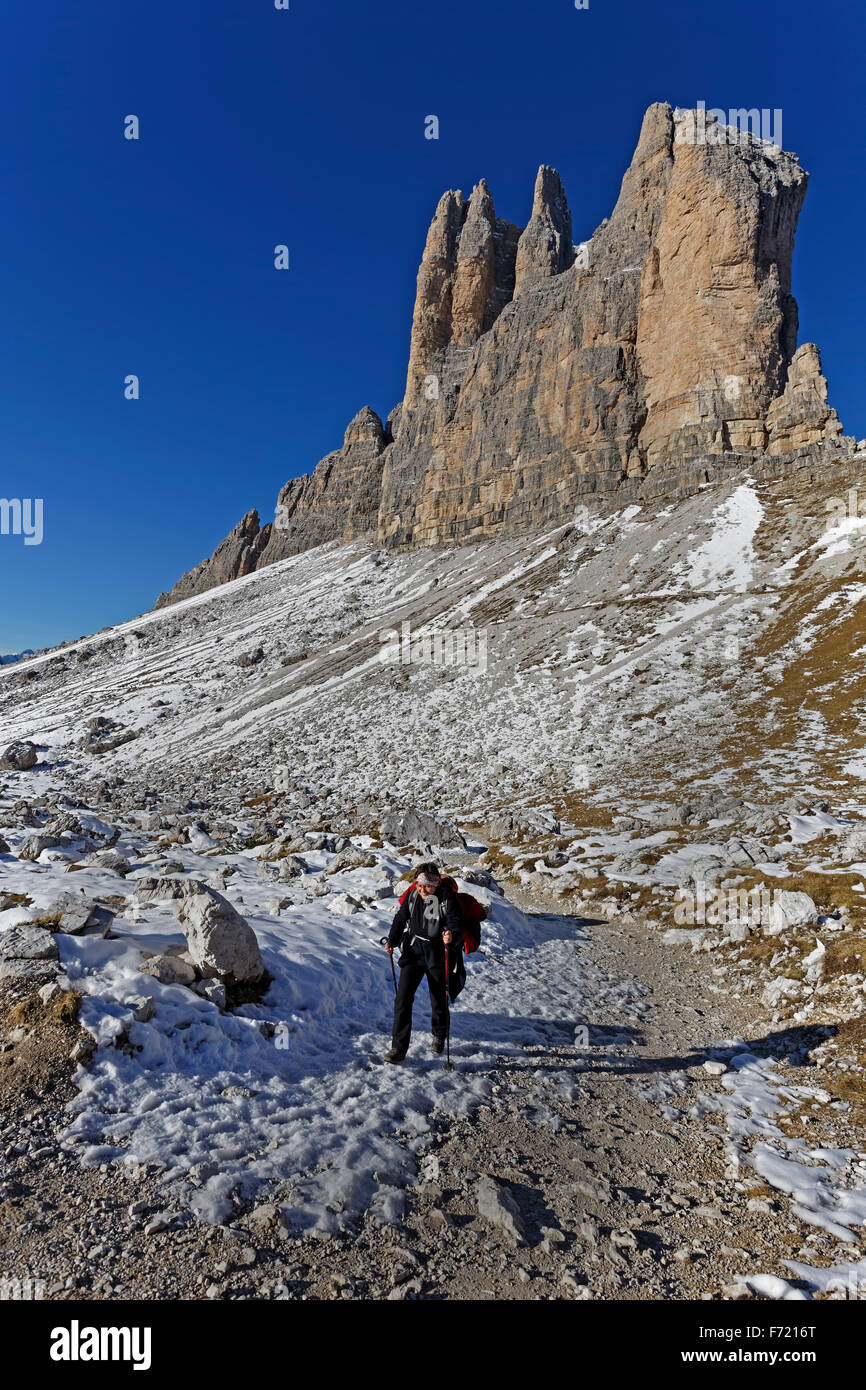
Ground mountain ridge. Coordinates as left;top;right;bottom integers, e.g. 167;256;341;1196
156;102;854;609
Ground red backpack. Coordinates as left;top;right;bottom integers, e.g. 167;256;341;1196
397;876;487;953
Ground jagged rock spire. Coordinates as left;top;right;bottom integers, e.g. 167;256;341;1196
450;180;497;346
343;406;386;448
404;181;522;410
404;190;466;410
766;344;844;454
157;104;852;607
514;166;574;294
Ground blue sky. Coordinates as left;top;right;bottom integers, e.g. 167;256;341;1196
1;0;863;652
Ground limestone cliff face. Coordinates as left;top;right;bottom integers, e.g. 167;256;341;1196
635;108;806;471
157;102;852;606
380;107;673;545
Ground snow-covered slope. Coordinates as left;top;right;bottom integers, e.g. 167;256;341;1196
0;819;642;1230
3;461;866;1285
2;463;866;818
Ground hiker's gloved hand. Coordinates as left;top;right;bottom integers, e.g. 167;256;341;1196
385;943;394;954
442;931;452;945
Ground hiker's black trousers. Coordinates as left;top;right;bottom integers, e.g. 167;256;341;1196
392;956;448;1052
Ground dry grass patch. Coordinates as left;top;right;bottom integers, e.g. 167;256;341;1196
8;990;82;1030
828;1074;866;1129
719;571;866;779
822;932;866;979
479;845;519;875
792;1019;866;1129
29;911;63;928
601;880;656;910
735;868;866;921
734;935;792;967
558;794;617;830
574;873;655;911
732;928;818;971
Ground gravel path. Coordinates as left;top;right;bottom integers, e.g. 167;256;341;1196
3;875;843;1303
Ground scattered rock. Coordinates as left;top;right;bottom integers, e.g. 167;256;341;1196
385;1276;421;1300
83;848;132;876
1;740;38;771
0;923;60;962
138;953;197;987
761;975;804;1009
143;1212;176;1235
42;891;116;936
840;822;866;861
476;1176;525;1246
662;928;716;951
193;978;227;1009
259;853;308;882
18;833;60;862
327;893;364;916
380;807;466;850
725;837;782;868
134;877;188;905
247;1203;282;1230
126;995;156;1022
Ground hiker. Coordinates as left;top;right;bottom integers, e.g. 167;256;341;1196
384;863;463;1063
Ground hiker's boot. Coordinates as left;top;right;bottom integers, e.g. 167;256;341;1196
430;1035;446;1055
385;1047;407;1064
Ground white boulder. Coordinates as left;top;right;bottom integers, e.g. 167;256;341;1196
176;884;265;984
766;891;818;936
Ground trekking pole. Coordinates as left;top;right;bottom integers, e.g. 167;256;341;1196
379;937;397;995
443;943;453;1071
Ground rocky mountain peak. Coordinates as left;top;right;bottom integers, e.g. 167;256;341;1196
155;509;269;609
766;343;845;455
513;165;575;294
156;103;854;607
343;406;386;448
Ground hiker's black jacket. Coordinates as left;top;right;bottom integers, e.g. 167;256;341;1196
388;882;463;964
